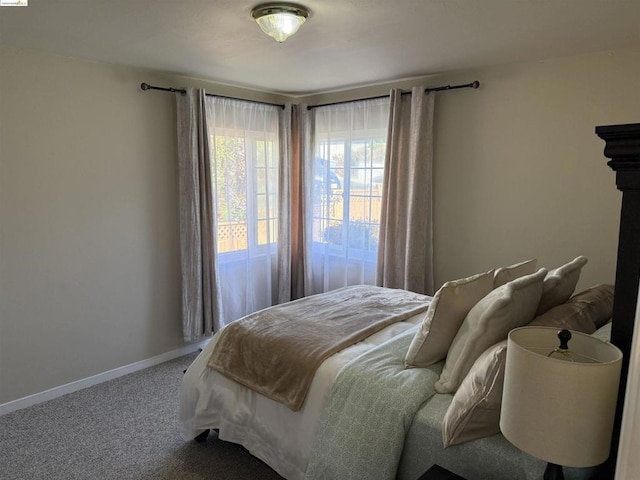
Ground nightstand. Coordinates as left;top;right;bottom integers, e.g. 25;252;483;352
417;464;467;480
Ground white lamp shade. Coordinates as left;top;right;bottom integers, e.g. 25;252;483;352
500;326;622;468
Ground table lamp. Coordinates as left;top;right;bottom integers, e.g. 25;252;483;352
500;326;623;480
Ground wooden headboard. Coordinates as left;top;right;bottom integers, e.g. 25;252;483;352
595;123;640;476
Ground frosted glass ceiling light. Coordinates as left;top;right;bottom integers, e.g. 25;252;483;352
251;4;309;43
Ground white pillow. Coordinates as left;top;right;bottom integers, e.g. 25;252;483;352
435;268;547;394
493;259;537;288
442;340;507;447
404;270;494;368
536;256;588;316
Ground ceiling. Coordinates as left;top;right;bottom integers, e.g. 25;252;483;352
1;0;640;95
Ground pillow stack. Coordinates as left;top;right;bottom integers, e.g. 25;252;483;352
404;255;611;448
434;267;547;394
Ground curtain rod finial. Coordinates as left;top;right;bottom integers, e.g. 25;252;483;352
471;81;480;89
140;82;150;91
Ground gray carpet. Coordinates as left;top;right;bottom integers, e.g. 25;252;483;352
0;353;284;480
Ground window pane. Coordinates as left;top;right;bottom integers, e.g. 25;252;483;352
212;135;247;223
257;194;267;218
208;113;279;253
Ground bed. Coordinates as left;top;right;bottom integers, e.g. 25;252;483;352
179;122;640;479
179;269;614;479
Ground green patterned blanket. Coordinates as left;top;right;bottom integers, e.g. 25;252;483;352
304;327;441;480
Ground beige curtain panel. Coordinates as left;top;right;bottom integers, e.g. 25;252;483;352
377;87;435;295
175;89;221;341
289;104;312;300
277;104;293;304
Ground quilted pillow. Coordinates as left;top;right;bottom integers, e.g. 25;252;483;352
529;283;614;334
493;259;537;288
435;268;547;394
405;270;494;368
441;340;507;447
536;256;588;316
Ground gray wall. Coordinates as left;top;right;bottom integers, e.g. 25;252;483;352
1;43;639;404
303;48;640;290
0;45;287;404
431;49;637;289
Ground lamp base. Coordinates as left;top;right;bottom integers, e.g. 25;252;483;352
544;463;564;480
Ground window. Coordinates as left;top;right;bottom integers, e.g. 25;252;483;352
308;98;390;292
206;98;281;322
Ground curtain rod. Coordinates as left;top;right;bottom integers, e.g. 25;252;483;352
141;79;479;111
306;80;480;110
140;83;286;109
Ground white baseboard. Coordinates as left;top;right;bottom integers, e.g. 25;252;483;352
0;340;209;416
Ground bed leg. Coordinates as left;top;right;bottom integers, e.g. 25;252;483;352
194;429;210;443
543;463;564;480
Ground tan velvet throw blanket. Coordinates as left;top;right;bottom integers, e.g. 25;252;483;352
208;285;431;411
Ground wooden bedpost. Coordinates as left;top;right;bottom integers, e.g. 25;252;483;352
595;122;640;477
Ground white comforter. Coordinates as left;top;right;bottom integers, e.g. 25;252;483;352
178;312;426;480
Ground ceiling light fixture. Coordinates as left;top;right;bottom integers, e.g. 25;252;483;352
251;3;309;43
